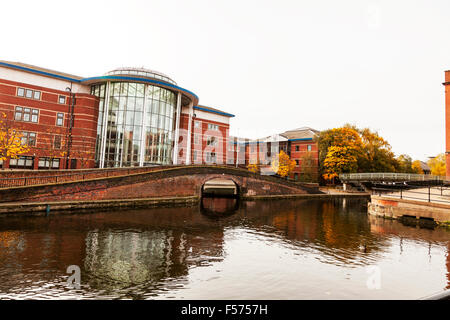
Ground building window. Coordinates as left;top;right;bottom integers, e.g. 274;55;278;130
14;107;23;120
38;157;60;169
307;145;312;151
206;136;217;146
23;108;31;121
208;123;219;131
17;88;25;97
56;113;64;126
54;136;62;149
21;132;36;146
295;160;299;166
9;156;34;169
206;152;216;163
33;91;41;100
193;150;197;161
194;134;200;145
295;146;299;152
31;109;38;123
194;121;200;128
294;173;299;181
58;95;66;104
18;88;41;100
14;106;38;123
25;89;33;98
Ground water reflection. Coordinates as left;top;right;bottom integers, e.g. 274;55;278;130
200;197;239;217
0;199;448;299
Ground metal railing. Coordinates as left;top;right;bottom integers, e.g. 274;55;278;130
372;185;450;204
340;172;444;182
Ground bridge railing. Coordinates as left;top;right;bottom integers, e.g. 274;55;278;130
339;172;444;182
0;166;166;189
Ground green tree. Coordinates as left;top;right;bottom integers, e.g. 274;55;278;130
396;154;415;173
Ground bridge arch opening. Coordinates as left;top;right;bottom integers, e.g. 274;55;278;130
201;178;239;198
201;178;240;216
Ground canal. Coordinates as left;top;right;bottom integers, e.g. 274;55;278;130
0;198;449;299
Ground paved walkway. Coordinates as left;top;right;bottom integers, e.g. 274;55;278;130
375;187;450;204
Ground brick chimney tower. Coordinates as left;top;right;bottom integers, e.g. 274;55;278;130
445;70;450;177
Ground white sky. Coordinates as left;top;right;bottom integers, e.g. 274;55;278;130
1;0;449;161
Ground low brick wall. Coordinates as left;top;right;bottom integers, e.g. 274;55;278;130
368;196;450;223
0;166;323;203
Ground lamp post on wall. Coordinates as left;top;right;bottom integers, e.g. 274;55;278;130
65;87;76;169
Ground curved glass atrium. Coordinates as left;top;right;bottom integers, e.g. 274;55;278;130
105;67;177;85
91;81;177;167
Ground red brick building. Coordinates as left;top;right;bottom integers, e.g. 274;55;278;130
232;127;320;182
0;61;234;169
444;70;450;177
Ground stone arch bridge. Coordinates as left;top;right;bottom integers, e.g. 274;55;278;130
0;165;322;203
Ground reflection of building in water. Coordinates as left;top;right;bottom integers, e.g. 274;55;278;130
83;225;226;288
84;230;190;285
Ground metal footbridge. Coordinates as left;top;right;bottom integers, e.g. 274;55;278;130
339;173;445;184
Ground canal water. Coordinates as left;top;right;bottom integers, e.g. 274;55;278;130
0;198;448;300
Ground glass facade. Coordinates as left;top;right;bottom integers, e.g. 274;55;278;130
91;81;177;167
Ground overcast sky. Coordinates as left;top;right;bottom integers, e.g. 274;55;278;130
2;0;449;161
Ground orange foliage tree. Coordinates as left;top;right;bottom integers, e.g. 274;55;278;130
271;150;296;177
320;127;362;182
0;112;29;164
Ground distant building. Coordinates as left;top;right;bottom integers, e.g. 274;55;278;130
232;127;320;181
420;161;431;175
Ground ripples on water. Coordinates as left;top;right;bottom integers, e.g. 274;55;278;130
0;198;448;299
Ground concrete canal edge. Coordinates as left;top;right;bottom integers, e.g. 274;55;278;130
0;193;371;216
368;195;450;228
0;196;200;216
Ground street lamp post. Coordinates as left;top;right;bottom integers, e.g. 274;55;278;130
65;87;76;169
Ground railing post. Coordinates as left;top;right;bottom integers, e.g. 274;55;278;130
400;188;402;199
428;186;431;202
24;177;27;186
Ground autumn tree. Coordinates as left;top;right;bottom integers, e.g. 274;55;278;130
318;127;362;182
271;150;296;178
299;151;317;182
0;113;29;164
411;160;424;174
39;127;67;168
247;162;260;174
357;127;397;172
427;154;446;176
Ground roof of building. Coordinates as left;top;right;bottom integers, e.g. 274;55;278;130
0;60;83;81
280;127;319;140
194;105;235;118
420;161;431;171
105;67;176;85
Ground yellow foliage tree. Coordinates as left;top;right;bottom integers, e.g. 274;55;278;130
411;160;424;174
247;162;260;174
271;150;296;177
321;127;362;181
0;113;29;163
427;154;446;177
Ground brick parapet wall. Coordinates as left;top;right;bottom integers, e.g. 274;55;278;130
0;165;322;203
